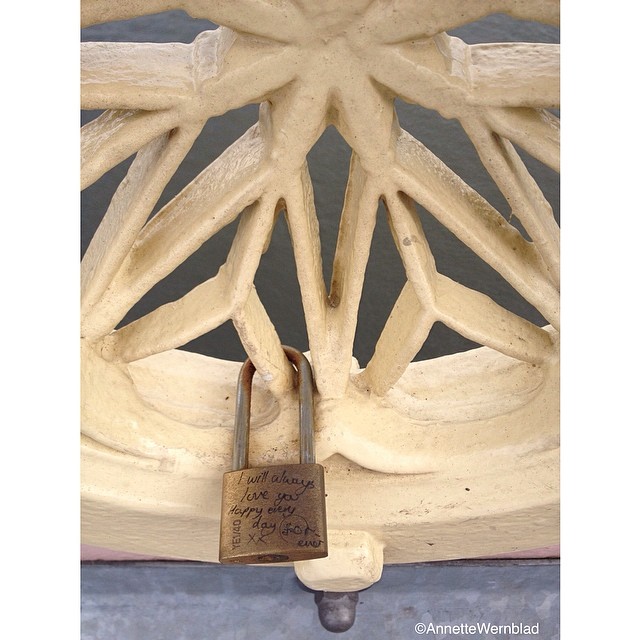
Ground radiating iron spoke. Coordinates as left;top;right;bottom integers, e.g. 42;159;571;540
81;123;203;338
484;107;560;173
82;0;305;42
467;42;559;109
363;0;559;44
87;124;272;338
82;41;197;111
393;130;559;328
104;195;278;362
81;109;183;189
461;116;560;287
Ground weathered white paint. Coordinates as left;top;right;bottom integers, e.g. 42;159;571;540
81;0;559;590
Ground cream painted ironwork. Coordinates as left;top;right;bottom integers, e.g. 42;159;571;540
81;0;559;590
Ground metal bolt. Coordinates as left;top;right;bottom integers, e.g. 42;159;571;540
314;591;359;633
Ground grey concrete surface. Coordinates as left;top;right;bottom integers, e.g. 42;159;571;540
81;559;559;639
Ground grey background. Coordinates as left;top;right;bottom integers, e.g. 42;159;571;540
81;560;559;639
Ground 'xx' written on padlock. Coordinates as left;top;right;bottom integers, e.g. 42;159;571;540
218;346;328;564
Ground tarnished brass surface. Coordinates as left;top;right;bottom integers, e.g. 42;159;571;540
219;462;328;563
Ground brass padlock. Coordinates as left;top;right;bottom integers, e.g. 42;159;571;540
218;346;328;564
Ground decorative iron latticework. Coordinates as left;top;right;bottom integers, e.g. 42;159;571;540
81;1;559;589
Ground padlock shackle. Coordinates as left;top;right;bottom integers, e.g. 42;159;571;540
232;346;316;471
284;346;315;465
232;358;256;471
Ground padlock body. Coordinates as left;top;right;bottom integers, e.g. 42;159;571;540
219;463;328;564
